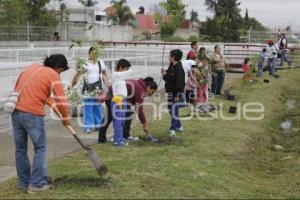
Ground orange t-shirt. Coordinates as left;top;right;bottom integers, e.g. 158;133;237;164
14;63;69;119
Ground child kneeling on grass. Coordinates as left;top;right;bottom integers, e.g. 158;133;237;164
162;49;186;137
111;59;133;147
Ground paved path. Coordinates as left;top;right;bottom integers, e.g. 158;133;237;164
0;117;110;182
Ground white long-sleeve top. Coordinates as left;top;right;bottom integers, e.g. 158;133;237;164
112;69;133;97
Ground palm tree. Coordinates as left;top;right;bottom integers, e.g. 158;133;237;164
107;0;134;26
78;0;98;7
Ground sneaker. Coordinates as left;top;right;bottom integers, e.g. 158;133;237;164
175;127;184;132
126;136;139;142
84;129;92;134
146;134;158;142
113;141;128;147
169;130;176;137
27;184;53;194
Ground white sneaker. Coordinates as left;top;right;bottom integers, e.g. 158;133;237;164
175;127;184;132
27;184;53;194
127;136;139;142
169;130;176;137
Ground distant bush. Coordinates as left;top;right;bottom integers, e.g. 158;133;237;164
164;36;186;42
141;31;152;40
187;35;199;42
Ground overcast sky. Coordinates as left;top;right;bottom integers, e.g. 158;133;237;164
49;0;300;31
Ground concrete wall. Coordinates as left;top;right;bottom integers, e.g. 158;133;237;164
58;23;134;41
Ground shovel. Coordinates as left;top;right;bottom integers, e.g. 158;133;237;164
52;105;107;176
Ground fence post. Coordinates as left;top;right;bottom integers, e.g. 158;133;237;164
248;26;252;43
16;51;19;75
27;22;30;46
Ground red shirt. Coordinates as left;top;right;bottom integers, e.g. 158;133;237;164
242;64;250;73
108;79;147;124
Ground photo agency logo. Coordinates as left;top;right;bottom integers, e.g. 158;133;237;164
47;80;266;129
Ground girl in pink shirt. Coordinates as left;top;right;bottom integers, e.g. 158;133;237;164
242;57;252;81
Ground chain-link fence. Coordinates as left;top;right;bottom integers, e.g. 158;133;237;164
248;30;300;44
0;24;135;42
0;26;56;41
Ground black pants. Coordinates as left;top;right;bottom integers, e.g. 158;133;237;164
185;90;195;104
211;70;225;95
98;100;134;143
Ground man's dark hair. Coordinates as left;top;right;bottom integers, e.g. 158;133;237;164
170;49;183;62
116;59;131;70
199;47;206;52
44;54;69;71
191;41;197;48
262;48;267;52
244;57;250;65
144;77;158;90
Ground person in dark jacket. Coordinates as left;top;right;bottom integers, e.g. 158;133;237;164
161;49;185;137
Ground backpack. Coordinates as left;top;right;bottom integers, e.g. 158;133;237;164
280;37;288;49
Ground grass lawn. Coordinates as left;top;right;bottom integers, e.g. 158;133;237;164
0;69;300;199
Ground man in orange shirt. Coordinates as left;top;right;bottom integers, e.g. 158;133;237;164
11;54;70;193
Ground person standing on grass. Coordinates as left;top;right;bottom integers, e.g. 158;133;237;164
197;47;212;93
257;48;267;78
242;57;252;82
267;40;278;76
187;41;198;60
162;49;185;137
72;47;109;133
111;59;133;147
195;63;209;106
11;54;70;193
98;77;158;144
184;68;197;105
210;45;227;95
278;33;292;66
182;59;197;105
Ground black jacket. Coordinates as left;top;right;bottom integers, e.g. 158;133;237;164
163;62;185;94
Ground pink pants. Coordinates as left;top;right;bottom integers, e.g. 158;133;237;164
196;84;209;104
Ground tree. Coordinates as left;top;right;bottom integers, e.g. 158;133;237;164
202;0;242;42
242;9;267;33
0;0;58;26
190;9;199;23
202;0;267;42
245;8;249;22
107;0;134;26
0;0;28;25
26;0;58;26
155;0;187;40
78;0;98;7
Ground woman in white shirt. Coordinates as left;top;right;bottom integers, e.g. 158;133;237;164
72;47;109;133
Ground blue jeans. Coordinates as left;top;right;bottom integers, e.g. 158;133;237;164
280;49;290;66
212;70;225;95
167;93;185;131
111;99;126;144
268;57;276;75
11;110;48;189
83;98;103;131
257;62;263;77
